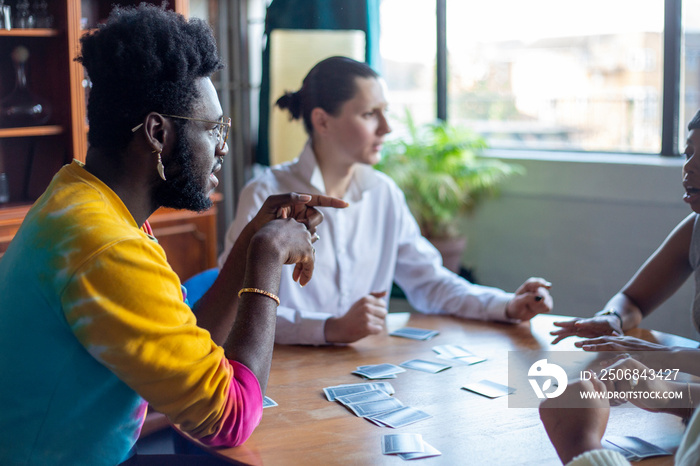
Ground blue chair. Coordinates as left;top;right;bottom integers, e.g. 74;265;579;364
182;268;218;308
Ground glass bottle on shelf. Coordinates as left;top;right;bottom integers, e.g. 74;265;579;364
33;1;52;28
0;0;10;31
14;0;35;29
0;173;9;204
0;46;51;128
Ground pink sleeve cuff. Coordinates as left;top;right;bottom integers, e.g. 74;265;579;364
197;360;263;447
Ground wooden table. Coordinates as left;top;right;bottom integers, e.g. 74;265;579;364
198;313;698;465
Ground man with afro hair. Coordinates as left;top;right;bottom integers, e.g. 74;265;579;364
0;4;343;464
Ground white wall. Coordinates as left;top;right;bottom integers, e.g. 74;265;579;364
460;151;699;341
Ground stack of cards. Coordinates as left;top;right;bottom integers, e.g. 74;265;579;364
366;405;433;428
336;391;432;428
335;389;394;406
323;382;395;402
326;383;432;428
381;433;442;460
462;379;514;398
432;344;486;365
400;358;452;373
353;363;406;379
390;327;439;340
343;395;404;418
604;436;672;461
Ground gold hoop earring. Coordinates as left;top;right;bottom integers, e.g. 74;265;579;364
154;149;166;181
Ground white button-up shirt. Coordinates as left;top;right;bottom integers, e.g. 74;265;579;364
219;141;514;345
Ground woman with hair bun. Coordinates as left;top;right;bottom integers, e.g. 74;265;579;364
219;56;553;345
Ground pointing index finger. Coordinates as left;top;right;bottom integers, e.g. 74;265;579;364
302;194;349;209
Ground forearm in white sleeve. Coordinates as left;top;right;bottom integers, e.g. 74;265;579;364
391;190;514;322
274;305;331;346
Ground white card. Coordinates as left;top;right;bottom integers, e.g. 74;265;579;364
381;433;424;455
370;406;432;428
398;441;442;460
372;381;396;396
348;397;404;417
400;358;452;373
323;382;395;401
432;344;474;358
352;371;398;380
353;363;405;379
356;363;405;374
262;396;278;408
390;327;439;340
323;384;374;401
433;344;486;364
335;389;392;406
462;379;514;398
605;436;671;459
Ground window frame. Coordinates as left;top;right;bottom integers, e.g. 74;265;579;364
432;0;684;157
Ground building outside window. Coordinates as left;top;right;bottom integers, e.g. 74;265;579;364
380;0;699;156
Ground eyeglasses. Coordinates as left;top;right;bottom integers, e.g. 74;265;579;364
131;114;231;150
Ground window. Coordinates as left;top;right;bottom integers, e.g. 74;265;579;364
682;1;700;146
380;0;695;156
379;0;437;126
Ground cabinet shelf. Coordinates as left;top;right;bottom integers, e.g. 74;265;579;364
0;29;60;38
0;1;216;280
0;125;64;138
0;202;31;218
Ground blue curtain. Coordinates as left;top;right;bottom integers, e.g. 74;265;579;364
257;0;381;165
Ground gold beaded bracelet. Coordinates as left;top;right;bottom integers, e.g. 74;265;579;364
238;287;280;306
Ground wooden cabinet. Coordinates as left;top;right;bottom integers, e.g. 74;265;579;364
0;1;218;282
149;195;220;282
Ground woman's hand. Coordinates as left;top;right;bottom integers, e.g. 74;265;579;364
595;355;679;414
539;378;610;464
505;278;553;321
576;335;668;352
325;291;388;344
550;315;623;344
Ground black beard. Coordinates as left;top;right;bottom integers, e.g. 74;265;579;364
153;125;213;212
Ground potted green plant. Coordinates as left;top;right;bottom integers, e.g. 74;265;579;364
375;112;524;273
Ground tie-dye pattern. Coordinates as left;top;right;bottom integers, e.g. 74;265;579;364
0;161;262;465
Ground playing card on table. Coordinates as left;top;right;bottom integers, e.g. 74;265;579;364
400;358;452;373
603;441;638;461
390;327;439;340
381;433;424;455
335;389;392;406
323;382;395;401
462;379;514;398
354;372;397;380
398;441;442;460
369;405;432;428
262;396;278;408
604;436;671;460
347;397;404;417
353;363;406;379
432;344;486;365
372;381;396;396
